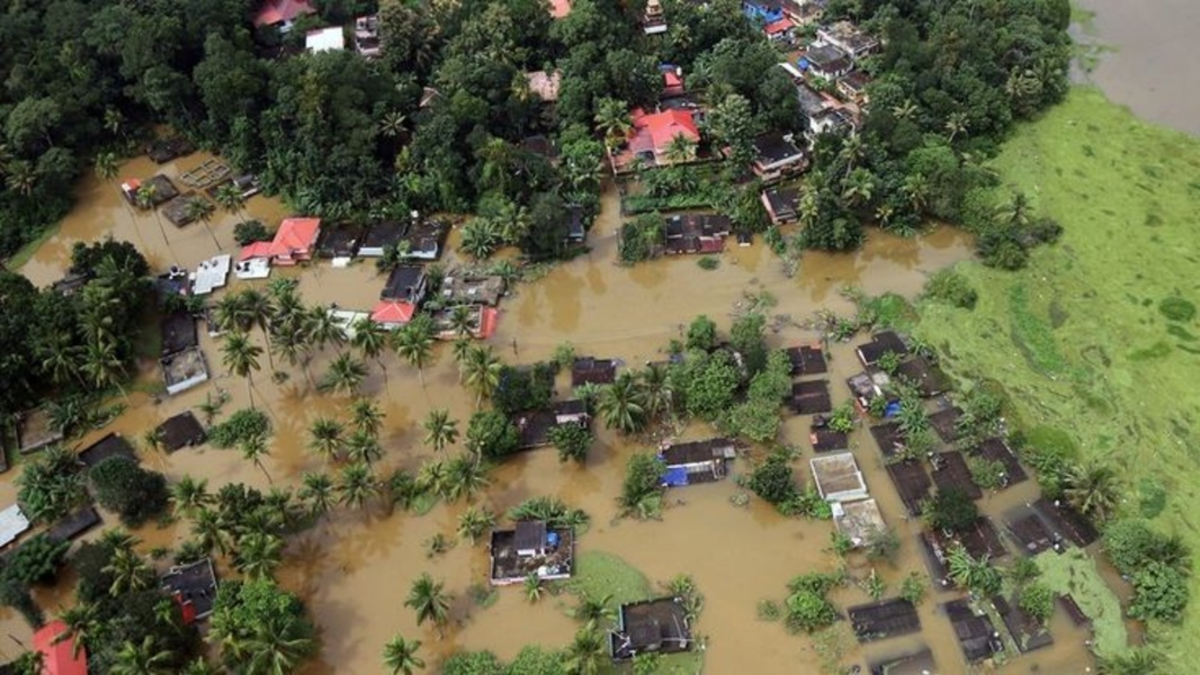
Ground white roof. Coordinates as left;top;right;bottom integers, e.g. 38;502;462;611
234;257;272;280
307;27;346;53
329;309;369;339
192;254;232;295
810;452;869;502
0;505;31;548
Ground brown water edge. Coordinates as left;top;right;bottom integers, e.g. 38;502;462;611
10;168;1089;673
1072;0;1200;136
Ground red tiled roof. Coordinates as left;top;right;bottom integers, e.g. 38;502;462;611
629;109;700;156
270;217;321;257
479;307;499;339
764;18;794;35
239;241;273;261
253;0;316;27
371;300;416;325
34;621;87;675
663;70;683;90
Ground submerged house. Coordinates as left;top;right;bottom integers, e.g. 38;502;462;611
121;175;178;207
161;346;210;395
358;220;407;257
609;597;693;661
269;217;322;265
440;275;506;306
810;452;869;502
513;400;590;450
79;432;137;468
489;521;574;585
571;357;619;387
155;412;207;452
856;330;909;368
375;265;428;328
613;108;700;171
663;213;732;255
761;187;799;225
430;305;499;340
832;498;886;548
750;132;807;182
658;438;737;486
162;558;218;624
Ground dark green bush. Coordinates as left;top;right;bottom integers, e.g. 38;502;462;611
209;408;271;448
89;457;170;527
923;268;978;310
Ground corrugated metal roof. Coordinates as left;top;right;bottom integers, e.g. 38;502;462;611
0;504;31;547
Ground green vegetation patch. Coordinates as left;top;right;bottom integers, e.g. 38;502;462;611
916;87;1200;669
1034;549;1126;657
1159;297;1196;322
568;551;652;606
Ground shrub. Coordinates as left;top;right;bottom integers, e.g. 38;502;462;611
686;315;717;351
747;451;800;506
923;268;978;310
899;573;925;605
966;456;1006;490
1158;296;1196;322
864;527;901;564
1128;562;1189;623
828;402;856;433
757;599;782;621
924;488;979;533
783;573;841;634
89;457;170;527
507;497;590;529
4;534;69;585
233;220;271;246
209;408;271;448
465;410;520;460
492;362;555;416
548;422;593;463
618;214;662;264
697;256;720;270
1104;519;1190;575
17;446;87;523
1019;582;1055;622
619;453;666;519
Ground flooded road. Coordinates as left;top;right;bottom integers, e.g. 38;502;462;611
1074;0;1200;135
6;154;1101;673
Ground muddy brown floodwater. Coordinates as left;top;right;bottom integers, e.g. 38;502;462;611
1073;0;1200;136
7;153;1097;674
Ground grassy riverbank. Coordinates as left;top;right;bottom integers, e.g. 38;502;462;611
916;86;1200;668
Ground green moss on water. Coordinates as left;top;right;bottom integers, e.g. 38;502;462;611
1035;549;1126;657
916;87;1200;669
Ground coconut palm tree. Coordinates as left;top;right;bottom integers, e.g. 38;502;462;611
80;336;127;399
299;472;336;520
597;372;646;434
382;635;424;675
170;476;211;519
459;218;501;260
994;191;1033;229
891;98;918;120
110;635;173;675
639;363;673;421
321;353;368;397
240;289;277;370
56;601;101;658
463;345;502;407
5;159;37;196
449;305;475;337
944;111;969;142
213;182;246;222
422;409;459;454
338;462;380;515
394;318;434;386
221;331;263;408
841;168;876;210
307;305;346;355
184;198;220;250
495;201;531;246
594;97;631;150
379;111;408;139
244;615;315;675
451;336;472;381
351;398;384;436
901;173;930;214
415;460;446;497
562;626;607;675
134;183;173;255
570;593;616;625
346;428;383;466
442;455;488;502
240;433;273;483
1064;463;1121;522
947;545;1001;597
308;417;345;463
405;573;451;636
213;292;252;334
191;508;230;556
663;133;696;165
103;547;154;597
234;531;283;580
456;506;496;544
39;333;83;388
352;318;391;386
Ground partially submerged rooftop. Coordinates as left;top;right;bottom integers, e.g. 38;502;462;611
943;598;1003;663
848;598;921;643
976;437;1028;486
78;432;137;468
160;312;198;356
46;506;100;544
885;460;930;516
315;223;365;258
810;429;849;453
609;597;693;661
572;357;618;387
930;451;982;500
788;380;832;414
895;355;950;398
868;647;938;675
785;344;827;376
512;400;589;450
810;452;868;502
928;406;963;443
162;558;219;623
489;522;574;585
992;593;1053;654
155;412;207;453
381;264;427;303
659;438;736;486
16;407;63;455
162;346;210;395
440;274;506;306
832;498;885;548
856;330;909;368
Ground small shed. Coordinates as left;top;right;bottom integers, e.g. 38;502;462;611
885;460;930;516
572;357;618;387
0;505;32;548
944;599;1003;663
992;593;1053;654
514;521;548;556
930;451;982;500
810;429;849;453
848;598;921;643
810;452;868;502
785;344;827;376
895;356;949;398
928;406;963;443
869;423;904;458
156;412;207;452
788;380;832;414
976;437;1028;486
16;407;63;455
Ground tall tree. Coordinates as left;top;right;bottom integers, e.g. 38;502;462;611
405;573;451;636
352;318;391;386
422;409;459;454
170;476;212;519
394;317;434;386
240;433;273;483
299;472;336;520
382;635;424;675
597;372;646;433
463;345;502;407
184;198;220;250
308;417;345;463
234;531;283;580
221;331;263;408
110;636;174;675
338;462;380;515
321;353;368;397
240;289;277;371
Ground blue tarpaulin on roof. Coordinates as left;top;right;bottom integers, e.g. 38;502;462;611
884;401;902;418
663;467;689;487
798;58;810;70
